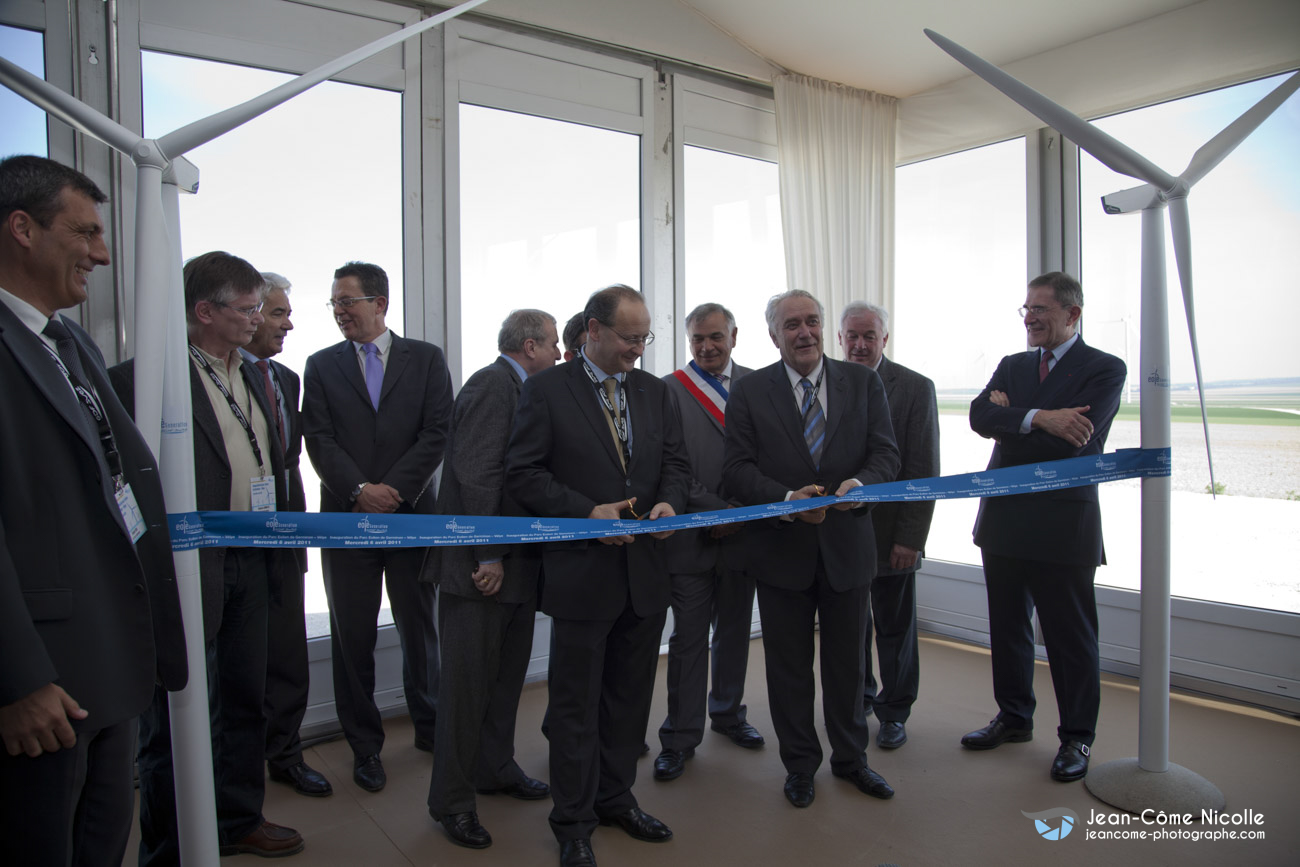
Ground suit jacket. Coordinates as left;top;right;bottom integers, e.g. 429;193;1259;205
268;358;308;574
425;356;539;605
662;362;753;575
1;305;186;729
504;358;692;620
302;333;453;516
111;356;299;641
970;337;1126;566
871;356;940;573
722;357;901;592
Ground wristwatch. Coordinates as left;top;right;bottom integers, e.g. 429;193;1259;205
351;482;369;501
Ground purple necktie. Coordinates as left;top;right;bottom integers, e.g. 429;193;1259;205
362;343;383;409
1039;349;1051;383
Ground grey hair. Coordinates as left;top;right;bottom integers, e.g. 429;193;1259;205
498;308;557;353
260;271;292;295
685;302;736;332
840;300;890;335
765;290;824;335
1029;271;1084;309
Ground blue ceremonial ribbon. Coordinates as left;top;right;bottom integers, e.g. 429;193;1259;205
167;447;1170;551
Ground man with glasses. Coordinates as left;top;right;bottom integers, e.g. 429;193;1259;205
506;285;691;867
302;262;453;794
962;272;1125;784
112;250;305;859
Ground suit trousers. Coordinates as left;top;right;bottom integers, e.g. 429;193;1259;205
0;717;136;867
264;569;309;772
756;562;871;776
658;566;755;751
981;551;1100;745
322;546;438;757
547;603;666;843
862;570;920;723
137;548;271;865
428;591;536;817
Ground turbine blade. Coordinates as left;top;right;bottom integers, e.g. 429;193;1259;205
0;57;144;155
924;29;1177;191
1183;70;1300;187
1167;196;1215;493
157;0;491;158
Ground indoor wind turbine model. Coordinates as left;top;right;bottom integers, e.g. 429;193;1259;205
0;2;489;862
925;27;1300;814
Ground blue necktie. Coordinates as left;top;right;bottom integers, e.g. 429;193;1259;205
362;343;383;409
800;377;824;468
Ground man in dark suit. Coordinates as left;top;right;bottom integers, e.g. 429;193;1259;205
561;311;586;361
505;285;691;867
838;302;939;751
962;271;1125;783
239;272;331;798
653;302;764;783
0;154;186;867
302;261;453;793
425;309;559;849
722;289;900;809
113;250;305;859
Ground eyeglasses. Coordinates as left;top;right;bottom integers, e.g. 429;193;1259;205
609;327;654;347
1018;305;1070;318
211;300;264;318
326;296;379;310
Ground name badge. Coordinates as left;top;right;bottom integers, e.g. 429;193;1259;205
116;483;147;544
250;476;276;512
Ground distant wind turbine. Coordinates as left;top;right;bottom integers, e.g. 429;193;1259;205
0;2;489;861
925;27;1300;815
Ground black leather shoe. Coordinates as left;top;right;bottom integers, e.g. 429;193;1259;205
833;765;895;799
433;810;492;849
269;760;333;797
477;775;550;800
783;773;815;808
711;720;765;749
652;748;693;781
1050;740;1091;782
960;719;1033;750
218;821;305;857
560;839;597;867
414;734;434;753
877;721;907;750
599;807;672;842
353;754;386;792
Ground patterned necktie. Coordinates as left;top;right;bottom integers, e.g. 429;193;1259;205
362;343;383;410
255;359;285;448
602;377;628;472
799;377;824;468
1039;349;1051;383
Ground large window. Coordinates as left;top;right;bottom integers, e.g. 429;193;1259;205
682;145;784;369
1079;72;1300;613
457;105;640;377
894;138;1028;566
142;51;403;635
0;24;49;157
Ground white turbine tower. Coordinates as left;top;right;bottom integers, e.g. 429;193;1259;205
925;28;1300;814
0;1;489;862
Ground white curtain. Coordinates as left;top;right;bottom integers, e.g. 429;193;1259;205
773;74;896;356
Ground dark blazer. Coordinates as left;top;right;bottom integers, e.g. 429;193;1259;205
425;356;539;605
111;356;299;641
970;337;1126;566
662;362;752;575
302;333;453;515
871;356;940;570
269;358;308;573
1;306;186;728
722;357;901;591
504;358;692;620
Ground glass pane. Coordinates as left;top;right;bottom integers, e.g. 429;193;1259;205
1080;72;1300;613
458;104;640;376
682;145;785;369
142;51;403;636
0;24;48;157
894;138;1027;567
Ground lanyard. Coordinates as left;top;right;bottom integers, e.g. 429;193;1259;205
580;359;630;465
41;341;125;488
797;366;826;414
189;344;267;474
